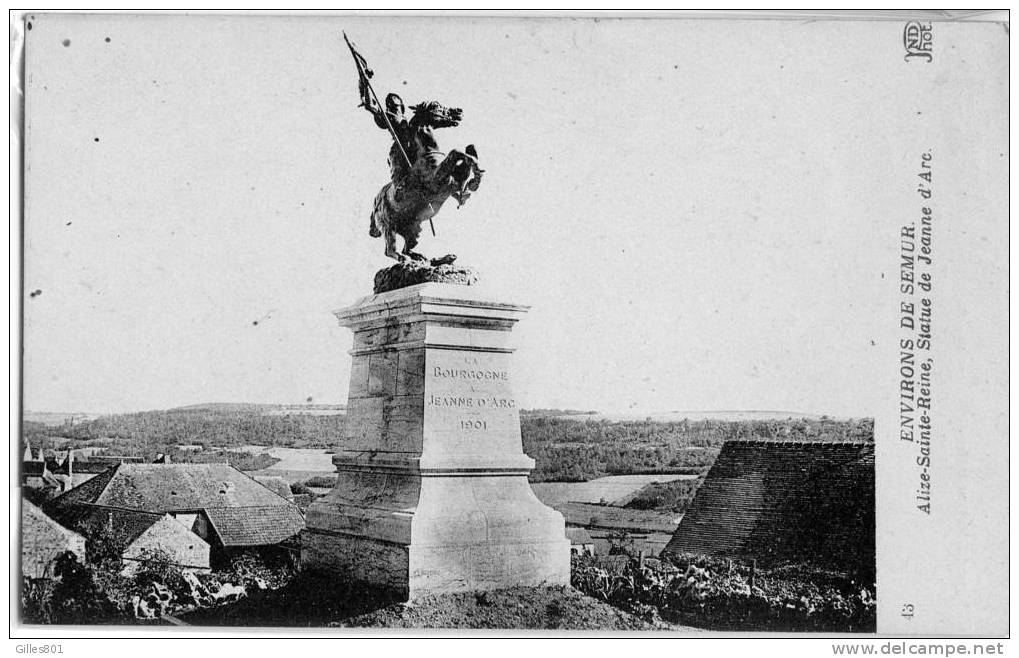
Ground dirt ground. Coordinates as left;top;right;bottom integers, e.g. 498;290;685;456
180;577;693;631
338;585;675;631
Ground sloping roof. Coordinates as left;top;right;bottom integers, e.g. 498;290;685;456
50;467;117;506
48;463;304;549
203;506;305;547
21;500;86;578
51;463;294;511
48;504;164;546
663;440;874;573
251;476;293;500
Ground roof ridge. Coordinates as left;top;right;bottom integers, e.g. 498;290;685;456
236;467;298;505
46;462;120;507
79;504;166;518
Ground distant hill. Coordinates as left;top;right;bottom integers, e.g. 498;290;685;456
29;403;349;451
586;410;864;422
170;403;346;415
22;411;103;427
520;408;599;417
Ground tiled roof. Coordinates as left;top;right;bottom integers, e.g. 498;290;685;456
663;440;874;572
52;506;165;546
51;463;294;511
21;500;86;578
203;505;305;547
48;463;304;549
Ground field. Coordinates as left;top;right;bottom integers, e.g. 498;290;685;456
531;474;697;507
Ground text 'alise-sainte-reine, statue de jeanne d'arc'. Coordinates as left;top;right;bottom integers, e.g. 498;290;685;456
300;34;570;600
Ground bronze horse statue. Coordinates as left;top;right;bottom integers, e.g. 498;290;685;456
364;97;483;263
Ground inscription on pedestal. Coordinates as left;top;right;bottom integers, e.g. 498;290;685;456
424;350;521;457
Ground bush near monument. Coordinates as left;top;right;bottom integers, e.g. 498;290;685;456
21;526;297;625
28;548;872;630
570;554;876;633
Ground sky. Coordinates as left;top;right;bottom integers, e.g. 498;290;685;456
19;14;1004;417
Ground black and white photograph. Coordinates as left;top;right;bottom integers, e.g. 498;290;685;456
10;10;1009;644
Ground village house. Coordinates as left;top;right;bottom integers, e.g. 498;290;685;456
51;506;211;574
21;500;86;579
46;463;305;568
663;440;875;575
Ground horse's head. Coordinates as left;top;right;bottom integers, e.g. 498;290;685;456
410;101;462;128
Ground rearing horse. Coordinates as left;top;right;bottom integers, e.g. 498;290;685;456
368;101;483;263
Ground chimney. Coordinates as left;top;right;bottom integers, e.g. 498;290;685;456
66;450;74;479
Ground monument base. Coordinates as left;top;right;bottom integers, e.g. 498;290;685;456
303;472;569;598
302;283;569;600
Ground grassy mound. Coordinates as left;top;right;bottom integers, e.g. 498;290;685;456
338;585;672;630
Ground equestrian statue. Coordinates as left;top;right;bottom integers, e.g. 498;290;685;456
345;33;484;265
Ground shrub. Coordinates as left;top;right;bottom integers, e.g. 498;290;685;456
21;576;56;624
46;551;132;624
624;478;702;512
132;548;186;593
290;481;312;495
302;475;338;488
571;554;876;632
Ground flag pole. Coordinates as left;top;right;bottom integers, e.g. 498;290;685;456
343;32;435;237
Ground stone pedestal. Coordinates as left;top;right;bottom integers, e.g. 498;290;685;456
302;283;569;600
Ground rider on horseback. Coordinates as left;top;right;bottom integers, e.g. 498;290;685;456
346;33;482;263
362;91;413;236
